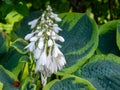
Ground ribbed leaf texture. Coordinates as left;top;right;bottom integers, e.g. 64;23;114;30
43;75;96;90
75;54;120;90
58;13;98;73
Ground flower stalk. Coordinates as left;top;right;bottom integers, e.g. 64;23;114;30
24;5;66;86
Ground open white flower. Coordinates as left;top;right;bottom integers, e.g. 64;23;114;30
38;38;44;49
35;48;47;72
24;42;35;52
52;24;62;33
50;12;61;22
57;36;65;42
34;47;42;60
24;5;66;86
28;18;39;29
52;44;63;58
24;32;34;40
30;36;38;42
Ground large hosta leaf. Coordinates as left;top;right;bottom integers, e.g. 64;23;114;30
0;65;19;90
98;20;120;55
0;48;25;77
58;13;98;73
75;54;120;90
43;75;96;90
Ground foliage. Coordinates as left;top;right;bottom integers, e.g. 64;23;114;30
0;0;120;90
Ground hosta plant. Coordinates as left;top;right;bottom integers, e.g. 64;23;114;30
0;5;120;90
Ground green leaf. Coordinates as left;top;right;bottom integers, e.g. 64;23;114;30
2;0;12;4
19;55;29;62
98;20;120;55
116;22;120;50
14;3;29;16
5;10;23;24
0;3;13;18
0;48;25;77
58;13;98;73
0;82;3;89
0;31;9;54
75;54;120;90
3;10;23;32
0;65;19;90
99;20;119;35
43;75;96;90
11;38;28;54
20;77;36;90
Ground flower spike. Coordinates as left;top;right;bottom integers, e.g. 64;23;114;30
24;5;66;86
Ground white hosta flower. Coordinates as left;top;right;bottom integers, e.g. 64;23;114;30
37;26;41;29
39;49;47;66
52;24;62;33
50;12;61;22
38;38;44;49
46;31;51;36
41;16;45;24
46;54;52;68
25;42;35;52
41;66;51;76
57;36;65;42
50;12;55;18
34;47;42;60
54;16;61;22
48;39;53;47
51;31;57;39
52;44;63;58
47;20;53;26
30;36;38;42
35;48;47;72
55;55;66;70
24;5;66;86
24;32;34;40
46;5;52;11
37;31;43;36
28;18;39;29
55;43;62;48
47;54;66;73
49;60;57;73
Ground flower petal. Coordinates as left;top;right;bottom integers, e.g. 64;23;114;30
57;36;65;42
48;39;53;47
52;24;62;33
28;18;38;29
34;47;42;60
30;36;38;42
24;32;34;40
38;38;44;49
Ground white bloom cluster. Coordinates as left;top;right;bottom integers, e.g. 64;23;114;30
24;5;66;86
